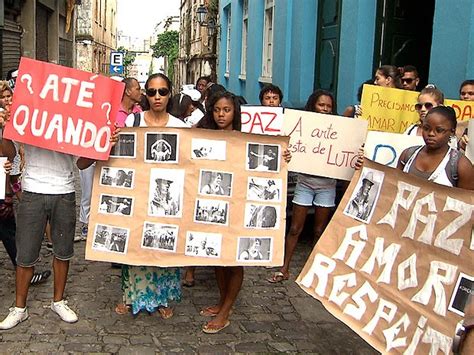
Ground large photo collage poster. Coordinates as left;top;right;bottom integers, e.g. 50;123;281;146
296;159;473;354
85;127;289;267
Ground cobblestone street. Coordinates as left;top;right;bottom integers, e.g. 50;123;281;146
0;175;377;354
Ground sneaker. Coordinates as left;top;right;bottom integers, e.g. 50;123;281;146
0;307;29;330
50;300;78;323
74;225;88;242
30;270;51;286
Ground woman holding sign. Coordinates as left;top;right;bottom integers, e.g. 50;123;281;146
404;85;444;136
268;90;337;284
115;73;187;319
196;90;291;333
398;106;473;189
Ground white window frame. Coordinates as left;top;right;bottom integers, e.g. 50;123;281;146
225;7;232;76
239;0;249;79
261;0;274;80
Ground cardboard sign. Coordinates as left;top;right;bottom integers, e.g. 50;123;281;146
466;119;474;163
282;109;368;181
364;131;424;167
297;160;473;353
445;99;474;121
241;105;284;135
3;57;124;160
361;85;419;133
85;127;289;267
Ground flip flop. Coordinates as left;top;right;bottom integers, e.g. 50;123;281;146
182;280;195;287
202;320;231;334
199;306;219;317
114;303;131;315
267;271;289;284
158;307;173;320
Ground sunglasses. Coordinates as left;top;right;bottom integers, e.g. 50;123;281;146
401;78;415;84
146;87;170;97
415;102;434;111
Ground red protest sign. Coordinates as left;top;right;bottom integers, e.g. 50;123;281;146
3;57;125;160
241;105;284;135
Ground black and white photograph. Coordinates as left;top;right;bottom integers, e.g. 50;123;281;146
99;167;134;189
448;273;474;316
244;203;280;229
236;237;273;262
194;199;229;226
191;138;226;160
247;177;282;202
98;194;134;216
343;167;385;224
141;222;179;253
185;231;222;258
145;132;179;163
92;223;129;254
110;133;136;158
246;143;280;172
199;170;233;197
148;168;184;218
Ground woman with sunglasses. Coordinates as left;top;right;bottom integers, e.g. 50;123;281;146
116;73;187;319
404;85;444;136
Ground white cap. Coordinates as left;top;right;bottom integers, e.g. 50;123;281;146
110;76;123;82
11;70;18;78
181;84;201;101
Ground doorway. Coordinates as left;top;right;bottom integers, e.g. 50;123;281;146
373;0;435;88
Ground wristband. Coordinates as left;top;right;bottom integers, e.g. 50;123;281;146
11;181;21;193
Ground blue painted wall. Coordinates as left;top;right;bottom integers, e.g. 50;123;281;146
217;0;474;112
429;0;474;98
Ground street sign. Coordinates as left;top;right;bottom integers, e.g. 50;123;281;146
110;51;124;75
110;65;124;75
110;51;124;66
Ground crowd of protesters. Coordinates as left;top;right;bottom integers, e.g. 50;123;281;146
0;63;473;345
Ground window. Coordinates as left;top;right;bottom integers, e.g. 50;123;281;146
240;0;248;77
225;7;232;75
261;0;274;79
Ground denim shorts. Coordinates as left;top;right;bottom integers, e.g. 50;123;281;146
16;191;76;267
292;182;336;208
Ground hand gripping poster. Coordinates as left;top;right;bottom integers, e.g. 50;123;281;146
296;159;473;354
85;127;289;267
2;57;124;160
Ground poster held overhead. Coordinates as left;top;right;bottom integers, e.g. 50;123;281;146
2;57;124;160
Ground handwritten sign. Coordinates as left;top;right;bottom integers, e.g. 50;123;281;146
3;57;124;160
297;160;473;353
361;85;419;133
86;127;289;267
445;99;474;121
241;105;284;135
364;131;424;167
282;109;368;180
466;119;474;163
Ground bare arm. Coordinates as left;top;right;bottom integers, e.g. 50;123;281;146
457;155;474;190
396;149;409;171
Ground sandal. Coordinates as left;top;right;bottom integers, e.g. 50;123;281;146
158;307;173;320
30;270;51;286
182;280;195;287
199;306;219;317
202;320;231;334
267;271;289;284
114;303;131;315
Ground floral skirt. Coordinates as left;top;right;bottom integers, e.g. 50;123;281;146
121;265;182;315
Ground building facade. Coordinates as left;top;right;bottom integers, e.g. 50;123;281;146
0;0;76;78
75;0;117;74
217;0;474;110
177;0;218;88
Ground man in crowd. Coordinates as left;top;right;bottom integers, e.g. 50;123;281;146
401;65;420;91
259;84;283;107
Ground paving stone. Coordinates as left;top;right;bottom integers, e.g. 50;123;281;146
62;343;104;352
269;341;297;352
117;345;157;355
235;341;269;352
